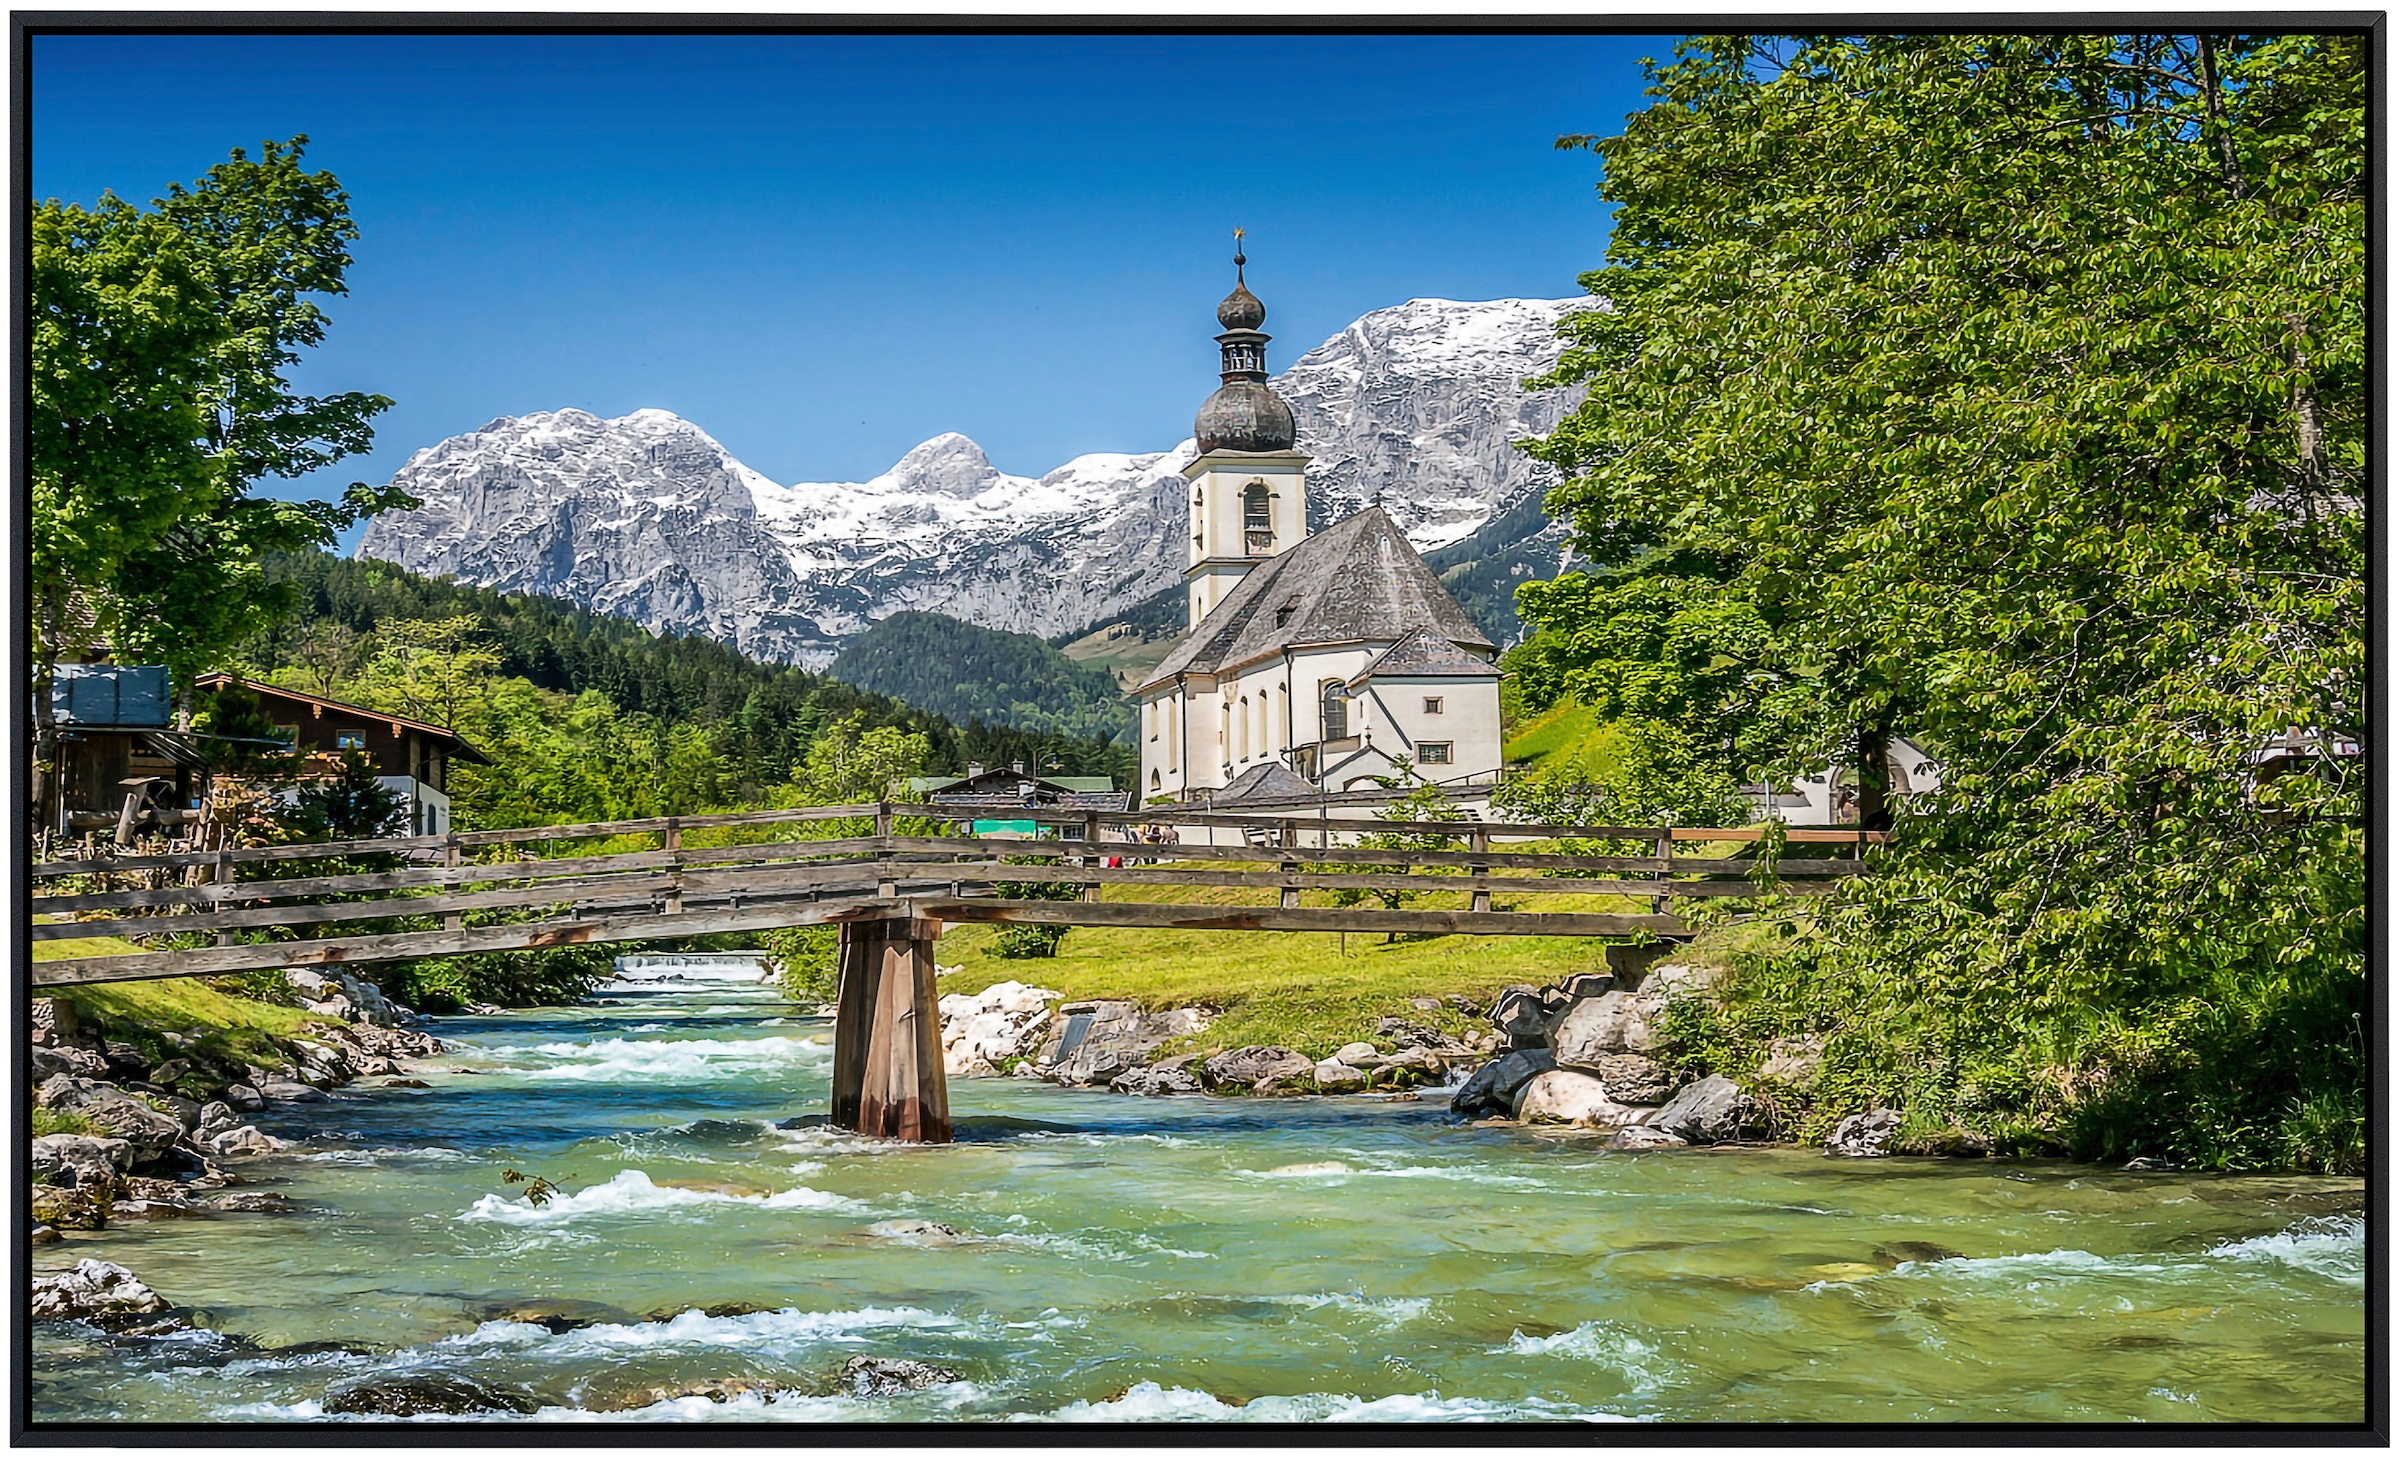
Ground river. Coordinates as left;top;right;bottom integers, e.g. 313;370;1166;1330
32;963;2367;1424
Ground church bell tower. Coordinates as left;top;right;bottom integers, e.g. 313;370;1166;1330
1183;233;1310;628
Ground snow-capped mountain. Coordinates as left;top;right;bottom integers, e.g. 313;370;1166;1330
355;295;1598;667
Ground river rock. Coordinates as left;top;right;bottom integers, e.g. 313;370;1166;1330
865;1219;971;1243
839;1355;960;1396
203;1125;285;1158
1200;1045;1313;1093
1550;961;1723;1062
1488;987;1553;1048
35;1077;185;1159
207;1191;299;1213
1649;1074;1756;1144
1377;1046;1448;1087
1312;1060;1369;1093
592;1377;790;1411
1040;1001;1211;1087
29;1044;111;1081
31;1260;169;1328
30;1186;110;1231
224;1083;266;1114
31;1134;133;1192
246;1069;329;1105
1110;1065;1201;1097
1332;1041;1379;1066
110;1199;202;1221
1826;1107;1904;1158
938;980;1061;1077
102;1040;152;1078
1606;1124;1689;1151
287;968;411;1027
480;1297;640;1333
323;1374;541;1416
1873;1240;1965;1267
1512;1070;1645;1127
31;1225;60;1245
1562;1052;1676;1105
1448;1048;1556;1118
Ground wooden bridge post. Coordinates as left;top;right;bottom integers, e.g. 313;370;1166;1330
442;833;464;931
1082;811;1102;902
1651;821;1674;918
1469;827;1492;914
662;817;683;916
828;916;951;1143
213;849;236;946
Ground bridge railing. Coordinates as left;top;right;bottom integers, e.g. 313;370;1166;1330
29;803;1886;987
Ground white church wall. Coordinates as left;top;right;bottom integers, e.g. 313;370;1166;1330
1355;675;1504;786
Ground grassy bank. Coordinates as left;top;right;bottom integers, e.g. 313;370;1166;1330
929;876;1656;1058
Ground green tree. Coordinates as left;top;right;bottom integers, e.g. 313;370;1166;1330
1532;34;2364;1165
792;714;931;805
1328;781;1468;940
354;615;502;731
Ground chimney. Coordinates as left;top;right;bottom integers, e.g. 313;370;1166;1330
1011;760;1025;775
967;761;984;777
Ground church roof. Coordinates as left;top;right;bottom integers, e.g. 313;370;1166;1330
1348;625;1505;687
1138;507;1494;690
1211;762;1317;803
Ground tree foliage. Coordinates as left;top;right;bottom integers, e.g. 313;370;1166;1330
832;610;1135;745
1532;33;2365;1167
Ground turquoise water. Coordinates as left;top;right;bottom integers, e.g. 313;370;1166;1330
31;969;2367;1424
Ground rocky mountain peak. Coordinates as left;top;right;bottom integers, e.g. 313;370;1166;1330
883;433;1004;498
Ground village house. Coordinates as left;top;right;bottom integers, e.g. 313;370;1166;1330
1135;252;1505;802
190;673;492;836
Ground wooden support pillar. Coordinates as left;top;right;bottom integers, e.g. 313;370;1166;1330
1082;812;1102;901
1651;823;1674;917
213;849;236;947
828;916;951;1143
663;817;683;915
443;833;465;931
1468;827;1492;914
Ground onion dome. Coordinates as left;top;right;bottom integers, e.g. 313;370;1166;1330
1195;234;1297;454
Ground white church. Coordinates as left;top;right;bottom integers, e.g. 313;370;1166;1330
1135;250;1505;803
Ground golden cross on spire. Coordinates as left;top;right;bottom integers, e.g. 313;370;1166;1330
1232;227;1247;281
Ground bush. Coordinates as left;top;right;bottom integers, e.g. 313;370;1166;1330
372;940;614;1012
762;925;840;1003
993;924;1069;960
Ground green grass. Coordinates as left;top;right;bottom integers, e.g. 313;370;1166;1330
34;932;310;1065
1503;699;1630;778
1058;626;1178;691
931;875;1650;1058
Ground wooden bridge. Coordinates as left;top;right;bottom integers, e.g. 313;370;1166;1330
29;801;1881;1144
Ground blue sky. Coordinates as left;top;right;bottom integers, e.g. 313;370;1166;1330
32;32;1664;547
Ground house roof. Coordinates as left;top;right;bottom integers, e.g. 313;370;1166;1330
1137;507;1493;691
192;672;495;765
1211;762;1317;804
1347;625;1505;688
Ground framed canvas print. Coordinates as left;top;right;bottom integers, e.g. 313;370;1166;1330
14;10;2378;1440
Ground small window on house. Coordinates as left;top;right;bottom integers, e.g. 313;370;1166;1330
336;731;367;751
1274;597;1298;628
1418;742;1453;766
1423;696;1444;715
1150;768;1162;790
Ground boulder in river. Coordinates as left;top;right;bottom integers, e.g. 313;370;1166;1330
1199;1045;1313;1093
1648;1074;1758;1145
31;1260;170;1329
839;1355;961;1397
591;1377;790;1411
1826;1107;1904;1158
203;1125;285;1158
31;1133;133;1193
1312;1060;1369;1093
206;1191;299;1213
1448;1048;1555;1118
323;1374;542;1416
479;1297;639;1333
1512;1070;1645;1127
29;1044;111;1081
1376;1046;1448;1087
1109;1065;1201;1097
34;1077;185;1160
1606;1124;1690;1151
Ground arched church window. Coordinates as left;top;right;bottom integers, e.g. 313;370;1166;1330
1320;680;1348;742
1243;483;1273;556
1150;768;1162;790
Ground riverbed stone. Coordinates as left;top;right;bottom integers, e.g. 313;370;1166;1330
32;1134;134;1192
1512;1070;1645;1127
938;980;1061;1077
35;1077;186;1159
1376;1046;1448;1087
1312;1060;1369;1093
31;1225;60;1245
480;1297;640;1333
1333;1041;1379;1066
30;1186;110;1231
1560;1052;1676;1106
224;1083;266;1114
591;1377;791;1411
203;1125;284;1158
1200;1045;1313;1092
247;1069;329;1105
206;1191;299;1213
323;1374;541;1416
1489;987;1553;1048
1607;1124;1689;1151
31;1260;168;1328
1826;1107;1904;1158
839;1356;960;1397
1648;1074;1756;1145
1040;1001;1211;1086
1110;1064;1202;1097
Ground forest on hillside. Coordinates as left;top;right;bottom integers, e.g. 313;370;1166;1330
830;610;1135;746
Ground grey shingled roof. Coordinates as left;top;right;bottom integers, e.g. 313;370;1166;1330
1348;625;1503;686
1139;508;1493;689
1212;762;1318;803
